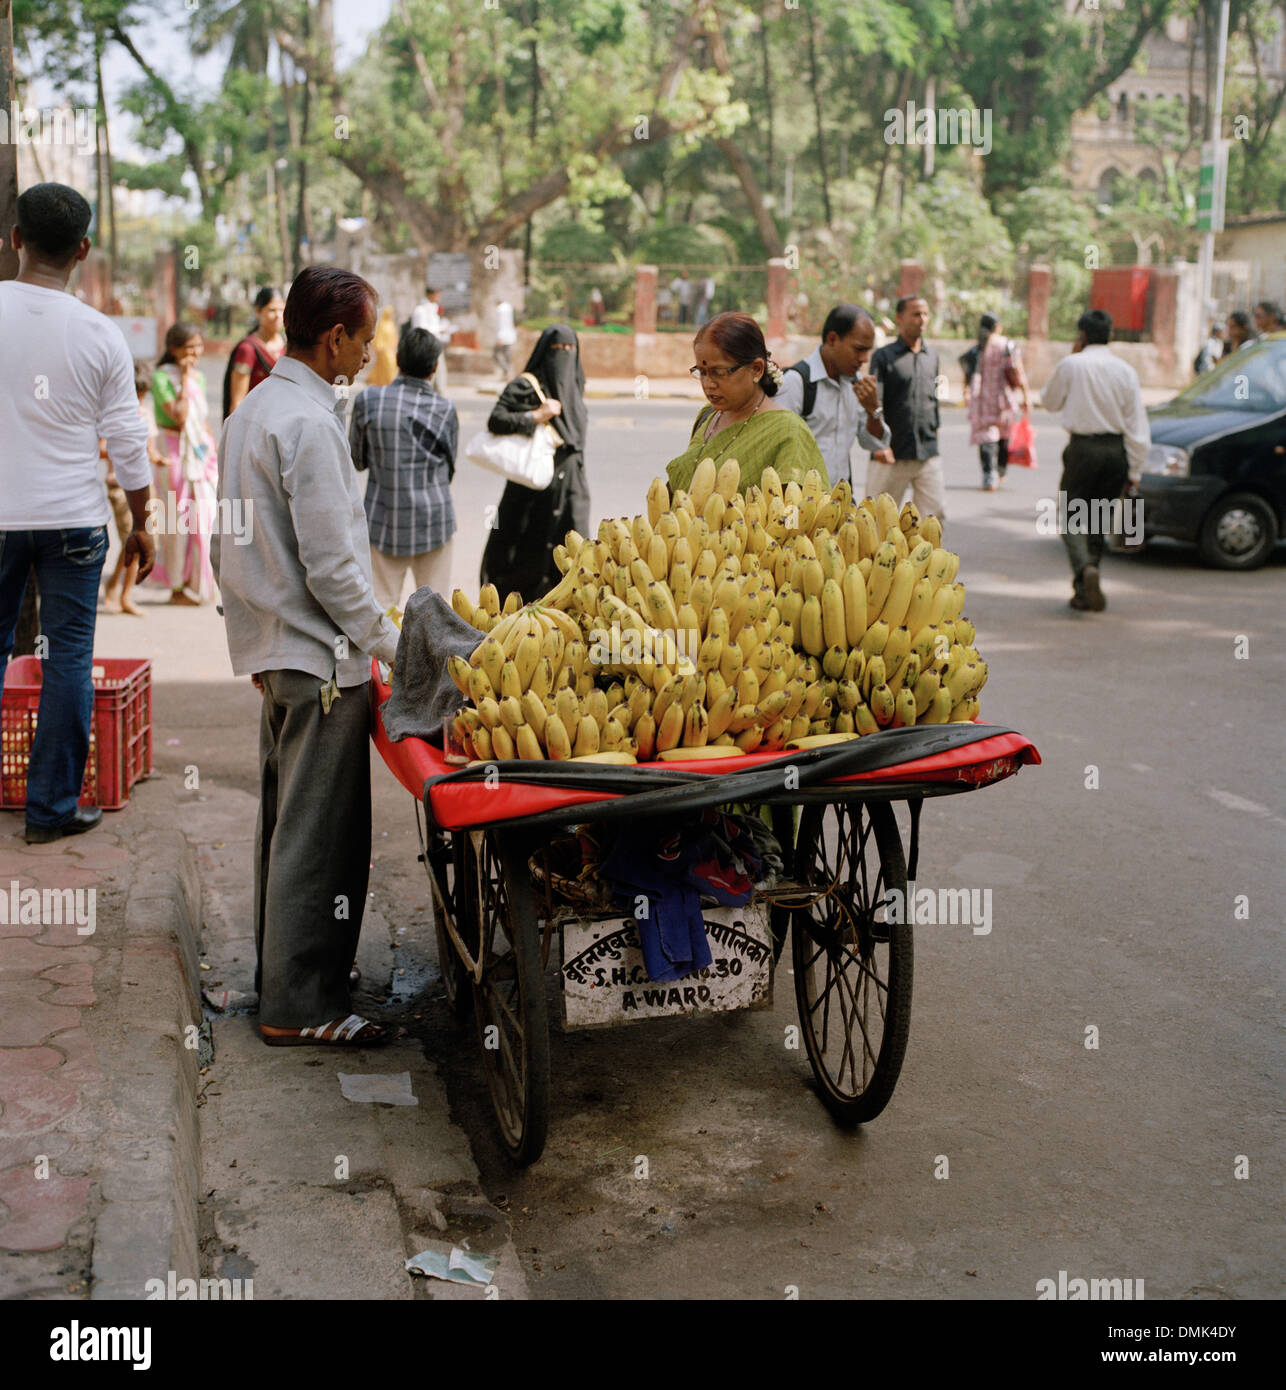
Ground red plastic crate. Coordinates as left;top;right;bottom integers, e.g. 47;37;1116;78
1;656;153;811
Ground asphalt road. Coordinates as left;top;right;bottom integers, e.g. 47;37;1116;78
92;398;1285;1300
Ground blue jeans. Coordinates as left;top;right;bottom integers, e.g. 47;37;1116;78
0;527;108;825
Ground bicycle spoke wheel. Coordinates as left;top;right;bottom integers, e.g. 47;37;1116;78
422;817;472;1020
791;800;911;1123
468;828;550;1165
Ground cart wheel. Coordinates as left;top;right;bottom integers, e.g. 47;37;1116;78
429;830;473;1020
791;800;911;1124
467;827;551;1165
769;805;796;964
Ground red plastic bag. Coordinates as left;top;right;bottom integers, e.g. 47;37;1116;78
1007;413;1037;468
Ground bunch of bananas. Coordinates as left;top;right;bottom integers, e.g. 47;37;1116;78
445;459;988;762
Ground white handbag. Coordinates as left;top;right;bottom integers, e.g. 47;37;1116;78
464;372;559;490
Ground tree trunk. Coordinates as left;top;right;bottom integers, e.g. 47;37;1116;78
93;32;106;264
95;35;117;284
807;11;831;226
875;69;911;209
0;1;36;654
110;23;210;214
759;0;774;191
524;0;541;288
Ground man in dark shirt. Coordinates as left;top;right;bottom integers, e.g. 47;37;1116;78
868;296;946;521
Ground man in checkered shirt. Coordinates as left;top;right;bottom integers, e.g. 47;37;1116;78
348;325;458;609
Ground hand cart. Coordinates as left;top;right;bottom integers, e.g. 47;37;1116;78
371;661;1039;1165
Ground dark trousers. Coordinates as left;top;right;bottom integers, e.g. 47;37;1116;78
979;438;1008;482
254;670;372;1027
1059;434;1129;580
0;527;107;825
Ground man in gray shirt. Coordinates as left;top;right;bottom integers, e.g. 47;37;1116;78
214;265;400;1046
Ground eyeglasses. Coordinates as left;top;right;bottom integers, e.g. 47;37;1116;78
689;363;749;381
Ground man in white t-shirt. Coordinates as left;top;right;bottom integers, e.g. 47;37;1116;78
0;183;155;841
493;298;516;377
411;286;452;391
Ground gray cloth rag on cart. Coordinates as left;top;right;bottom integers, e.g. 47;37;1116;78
379;587;480;744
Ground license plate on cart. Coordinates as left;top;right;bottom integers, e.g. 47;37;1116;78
559;905;774;1030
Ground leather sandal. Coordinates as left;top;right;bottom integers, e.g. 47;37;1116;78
260;1014;394;1047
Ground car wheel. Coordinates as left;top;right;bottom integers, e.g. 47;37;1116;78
1197;492;1278;570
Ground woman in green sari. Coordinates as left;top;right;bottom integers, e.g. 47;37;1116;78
667;311;828;493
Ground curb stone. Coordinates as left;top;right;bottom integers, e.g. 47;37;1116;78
88;782;203;1300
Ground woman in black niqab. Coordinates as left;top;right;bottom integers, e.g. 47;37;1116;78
480;323;591;603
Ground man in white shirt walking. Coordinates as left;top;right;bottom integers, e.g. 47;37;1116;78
411;285;452;391
1041;309;1150;611
493;298;517;377
778;304;890;487
0;183;155;842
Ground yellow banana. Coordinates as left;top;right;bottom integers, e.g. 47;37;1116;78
861;653;886;700
853;703;879;736
841;563;866;647
950;696;979;723
633;712;657;760
706;686;739;739
865;541;897;618
878;559;915;627
471;726;494;760
448;655;472;696
689;456;717;512
904;577;934;636
520;690;547;738
892;687;917;728
912;669;941;717
656;745;743;761
513;632;541;691
800;596;825;656
853;507;880;561
468;665;494;707
515;724;544;760
820;578;846;651
719;639;744;686
646;477;669;528
890;651;920;698
656;701;685;752
681;701;709;748
490;726;516;760
570;714;599;757
869;683;895;726
821;644;847;680
874;492;900;539
926;547;952;591
919;686;952;724
859;619;890;659
882;625;911;684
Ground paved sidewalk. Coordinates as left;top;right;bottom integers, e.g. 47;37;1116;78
0;775;202;1299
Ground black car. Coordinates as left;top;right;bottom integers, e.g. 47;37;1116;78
1140;333;1286;568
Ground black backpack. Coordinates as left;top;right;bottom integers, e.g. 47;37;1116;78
786;359;819;417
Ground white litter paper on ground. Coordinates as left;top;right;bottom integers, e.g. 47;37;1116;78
337;1072;418;1105
405;1242;499;1286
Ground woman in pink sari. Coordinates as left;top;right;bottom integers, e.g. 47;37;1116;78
965;313;1030;491
150;322;219;603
